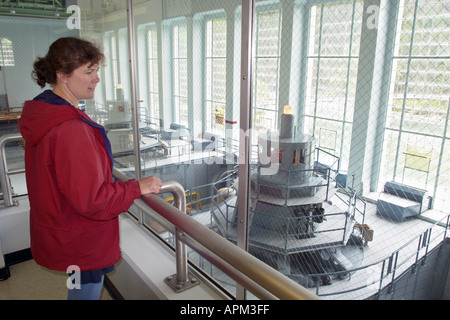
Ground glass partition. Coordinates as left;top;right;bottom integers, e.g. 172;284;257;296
1;0;448;300
62;0;450;300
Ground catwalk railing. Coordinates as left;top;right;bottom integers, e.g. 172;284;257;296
0;133;318;300
308;214;450;298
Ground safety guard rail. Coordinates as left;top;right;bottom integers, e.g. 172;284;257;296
0;133;25;207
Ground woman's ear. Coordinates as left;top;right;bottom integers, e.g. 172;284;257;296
56;71;69;84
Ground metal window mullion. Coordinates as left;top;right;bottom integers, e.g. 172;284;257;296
175;27;181;123
237;0;256;300
126;0;142;185
312;4;325;136
393;0;420;180
205;20;211;130
392;55;450;59
146;28;152;119
209;21;216;132
340;0;358;162
252;12;259;128
307;55;359;59
432;98;450;208
210;22;214;130
148;28;158;119
275;9;282;131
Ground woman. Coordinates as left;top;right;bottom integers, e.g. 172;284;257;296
18;37;162;300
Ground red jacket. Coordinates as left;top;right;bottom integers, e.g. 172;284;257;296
18;97;141;272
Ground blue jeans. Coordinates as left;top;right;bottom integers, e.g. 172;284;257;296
67;275;104;300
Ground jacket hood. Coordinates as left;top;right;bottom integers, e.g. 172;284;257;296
19;100;81;147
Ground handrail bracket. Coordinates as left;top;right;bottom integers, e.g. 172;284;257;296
152;181;201;293
165;270;200;293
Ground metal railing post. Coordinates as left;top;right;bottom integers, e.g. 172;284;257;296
0;233;10;281
160;180;200;293
113;168;199;293
0;133;23;282
0;134;24;208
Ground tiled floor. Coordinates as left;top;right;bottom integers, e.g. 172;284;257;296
0;259;112;300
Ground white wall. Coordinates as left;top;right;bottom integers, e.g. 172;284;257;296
0;16;78;109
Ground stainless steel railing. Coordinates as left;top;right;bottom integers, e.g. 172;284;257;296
132;172;200;293
0;133;24;208
113;169;319;300
0;134;24;280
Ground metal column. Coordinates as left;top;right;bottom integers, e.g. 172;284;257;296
237;0;256;300
126;0;142;183
126;0;144;225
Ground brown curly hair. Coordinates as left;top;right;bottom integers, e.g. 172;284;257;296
32;37;105;88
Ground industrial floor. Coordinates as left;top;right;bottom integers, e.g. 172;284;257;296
0;259;112;300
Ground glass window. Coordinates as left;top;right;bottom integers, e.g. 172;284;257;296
0;38;15;67
147;27;160;119
305;0;363;170
380;0;450;210
252;7;282;141
205;17;227;136
173;23;189;126
67;0;449;301
103;32;119;101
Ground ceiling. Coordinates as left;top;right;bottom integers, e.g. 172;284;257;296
0;0;73;19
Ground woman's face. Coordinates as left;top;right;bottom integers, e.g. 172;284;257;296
57;63;100;103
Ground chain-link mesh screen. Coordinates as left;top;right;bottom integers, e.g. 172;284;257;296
1;0;448;300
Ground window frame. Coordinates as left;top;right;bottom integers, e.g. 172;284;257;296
380;0;450;208
304;0;363;170
172;21;189;126
252;3;283;142
204;13;228;136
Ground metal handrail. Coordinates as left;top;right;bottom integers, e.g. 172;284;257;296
113;169;319;300
0;133;24;207
128;171;199;293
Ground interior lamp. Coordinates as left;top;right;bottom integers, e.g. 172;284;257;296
283;105;293;115
280;105;294;139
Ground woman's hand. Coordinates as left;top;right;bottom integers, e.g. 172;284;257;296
138;176;162;195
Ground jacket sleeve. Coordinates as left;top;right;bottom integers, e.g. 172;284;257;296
53;119;142;221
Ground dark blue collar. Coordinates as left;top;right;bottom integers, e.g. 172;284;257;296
33;90;74;107
33;90;114;169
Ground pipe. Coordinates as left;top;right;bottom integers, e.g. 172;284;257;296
113;168;191;290
237;0;256;299
160;180;189;288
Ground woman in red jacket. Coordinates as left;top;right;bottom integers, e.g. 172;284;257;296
18;37;162;300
